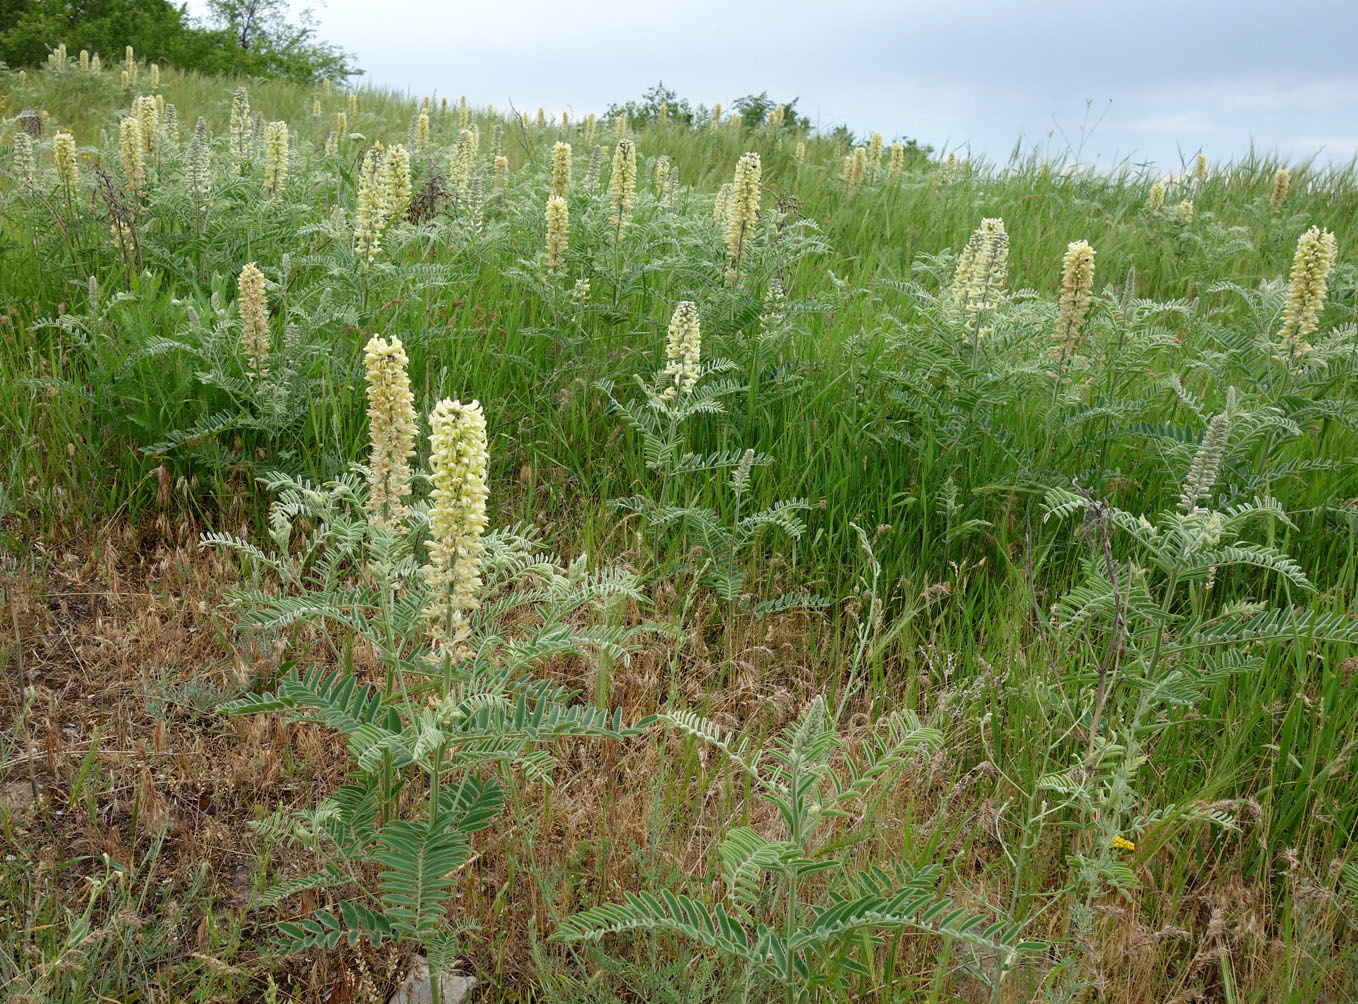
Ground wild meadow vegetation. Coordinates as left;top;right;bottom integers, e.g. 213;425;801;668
1;49;1357;1004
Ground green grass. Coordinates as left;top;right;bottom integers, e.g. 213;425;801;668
1;58;1356;1003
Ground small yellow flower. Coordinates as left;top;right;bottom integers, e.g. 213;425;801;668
1111;836;1135;852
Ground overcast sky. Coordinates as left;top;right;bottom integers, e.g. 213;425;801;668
191;0;1358;168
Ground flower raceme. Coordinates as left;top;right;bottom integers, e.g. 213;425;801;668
119;116;146;196
237;263;270;378
363;334;419;527
661;301;702;401
53;131;78;194
1269;168;1289;212
551;141;572;196
354;145;387;262
265;120;288;196
423;398;490;658
608;138;637;239
545;195;569;272
384;144;412;221
1053;240;1096;359
1278;226;1338;355
725;152;761;277
953;217;1009;329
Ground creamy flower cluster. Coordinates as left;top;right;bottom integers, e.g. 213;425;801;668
1278;226;1338;355
1053;240;1096;358
119;116;146;196
53;131;77;193
725;152;761;275
265;120;288;196
545;194;569;272
953;217;1009;328
423;399;489;657
551;141;572;196
238;263;270;378
661;301;702;401
608;138;637;239
363;334;419;526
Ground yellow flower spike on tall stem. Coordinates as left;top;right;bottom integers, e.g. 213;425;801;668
415;110;430;151
119;116;146;196
229;86;250;161
348;93;357;116
323;78;331;95
312;98;321;117
536;107;546;128
335;110;347;139
653;155;671;196
362;334;418;528
888;141;904;176
384;143;411;221
265;120;288;196
953;217;1009;326
613;114;626;138
868;132;883;170
1177;199;1194;222
714;182;733;228
584;113;596;144
725;152;761;278
189;117;210;197
449;131;473;201
120;69;129;89
545;194;569;272
353;146;387;262
150;63;159;89
79;49;89;71
730;111;742;132
1194;153;1207;186
1277;225;1338;357
1147;181;1165;212
551;141;572;196
458;95;469;130
561;110;569;129
794;141;805;164
1053;240;1096;360
660;301;702;401
53;131;78;196
712;102;722;127
1269;168;1290;212
607;138;637;241
494;154;508;177
13;132;35;187
658;102;667;125
135;94;158;155
423;398;489;661
237;262;270;378
90;54;100;72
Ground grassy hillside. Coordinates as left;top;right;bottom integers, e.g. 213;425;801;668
1;56;1356;1004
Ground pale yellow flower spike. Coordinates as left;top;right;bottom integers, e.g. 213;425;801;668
363;334;419;527
415;110;430;151
385;144;412;221
888;142;904;177
954;218;1009;330
1278;225;1338;356
725;152;761;277
551;141;572;196
119;116;146;196
1147;181;1165;212
1054;240;1096;359
545;194;569;272
13;132;35;187
868;132;883;170
229;86;250;162
354;146;387;262
608;138;637;240
1269;168;1290;212
53;131;78;194
423;398;490;658
237;263;270;378
265;120;288;196
661;301;702;401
